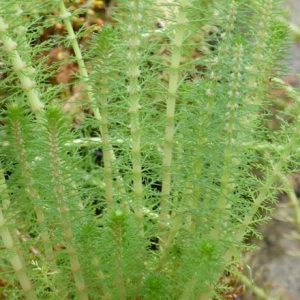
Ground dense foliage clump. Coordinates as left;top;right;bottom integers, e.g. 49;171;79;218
0;0;297;299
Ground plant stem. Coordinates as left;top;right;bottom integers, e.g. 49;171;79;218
59;0;115;206
59;1;93;104
0;169;37;300
126;0;144;220
160;0;187;225
99;81;114;204
252;0;273;69
155;213;182;270
219;44;243;217
0;16;44;113
48;120;88;300
10;113;56;266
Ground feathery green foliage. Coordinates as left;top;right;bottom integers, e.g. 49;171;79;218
0;0;296;299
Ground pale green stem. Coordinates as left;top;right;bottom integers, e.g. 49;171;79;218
205;0;237;100
49;126;88;300
59;1;93;104
0;17;44;113
99;83;114;205
0;170;37;300
213;0;272;239
59;0;115;206
11;117;56;265
11;111;68;298
126;0;143;220
217;1;237;57
204;1;237;221
155;213;182;271
207;0;276;256
238;0;273;118
219;45;243;217
249;0;272;79
160;0;187;225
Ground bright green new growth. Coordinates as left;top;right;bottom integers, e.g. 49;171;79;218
0;0;296;299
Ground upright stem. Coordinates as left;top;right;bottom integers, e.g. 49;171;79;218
0;16;44;113
59;0;115;206
0;10;54;267
48;121;88;300
126;0;143;219
0;169;37;300
251;0;273;74
59;1;96;113
99;80;114;205
219;45;243;216
160;0;187;224
10;113;56;265
232;0;279;238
